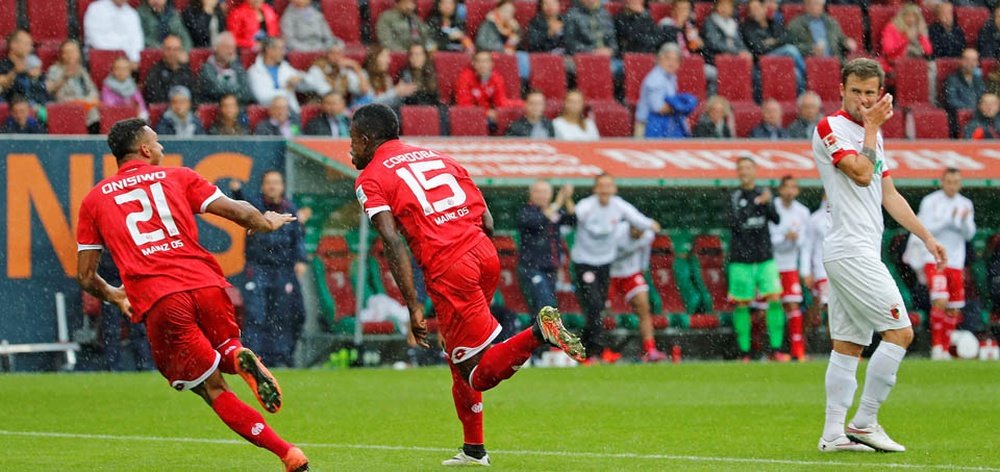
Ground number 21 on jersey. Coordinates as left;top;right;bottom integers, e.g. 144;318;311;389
114;182;179;246
395;159;467;216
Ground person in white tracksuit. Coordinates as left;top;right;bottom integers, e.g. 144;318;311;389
610;224;665;362
799;195;832;322
769;175;812;361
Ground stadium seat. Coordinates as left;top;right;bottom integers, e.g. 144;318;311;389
714;55;753;102
433;51;470;103
188;48;212;75
956;6;989;49
26;0;69;43
678;55;706;101
321;0;362;45
465;0;495;39
493;236;531;314
0;0;15;39
0;102;8;124
241;49;257;70
492;52;522;101
827;5;863;51
529;53;567;101
139;49;163;85
689;313;720;330
147;103;168;129
882;108;905;138
88;49;128;90
370;238;405;303
604;2;622;17
514;0;536;27
494;105;522;135
46;103;88;134
691;234;732;313
935;57;962;104
867;5;897;53
779;3;804;23
650;2;671;23
894;58;930;107
544;99;562;119
448;106;489;136
271;0;290;16
299;104;322;130
624;53;656;107
400;105;441;136
806;57;841;102
957;108;974;135
759;55;797;103
197;103;218;129
730;101;760;138
592;103;632;137
99;105;139;134
984;58;998;77
910;106;949;139
573;53;614;103
246;104;269;131
694;2;713;29
367;0;395;32
316;235;357;319
287;51;323;71
780;101;797;127
36;44;60;70
389;51;408;78
649;235;687;314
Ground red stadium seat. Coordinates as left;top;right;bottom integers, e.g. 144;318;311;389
780;3;804;23
417;0;434;19
730;101;761;138
882;108;905;138
649;235;686;314
691;234;732;313
246;104;269;131
573;53;614;102
910;106;949;139
544;98;562;119
147;103;168;129
715;55;753;102
139;49;163;85
188;48;212;75
957;108;974;135
624;53;656;106
604;2;622;16
26;0;69;43
867;5;897;53
689;313;720;330
287;51;323;71
271;0;290;16
35;44;60;70
0;0;15;39
316;235;357;318
448;106;488;136
99;105;139;134
465;0;495;39
650;2;672;23
515;0;536;28
827;5;863;51
492;52;522;100
678;55;706;101
956;6;989;49
694;2;713;29
46;103;88;134
389;51;408;78
241;49;257;70
197;103;218;129
368;0;395;32
400;105;442;136
0;102;8;124
370;238;405;303
321;0;362;44
759;55;797;103
493;236;531;314
984;58;998;77
592;103;632;137
895;58;930;107
807;56;843;102
433;51;471;103
494;105;523;135
529;53;567;101
935;58;962;104
88;49;128;91
299;103;322;129
780;101;798;127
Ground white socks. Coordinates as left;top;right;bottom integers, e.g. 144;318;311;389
852;342;907;429
823;350;859;441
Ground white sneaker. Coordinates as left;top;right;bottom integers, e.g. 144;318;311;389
846;423;906;452
931;345;952;361
979;344;999;361
818;435;876;452
442;450;491;466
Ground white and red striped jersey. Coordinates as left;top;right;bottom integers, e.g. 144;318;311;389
769;198;812;272
800;203;832;281
902;190;976;270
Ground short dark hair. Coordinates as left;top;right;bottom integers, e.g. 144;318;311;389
944;167;961;176
352;103;400;141
779;174;796;187
262;169;284;180
219;93;238;104
737;156;756;166
8;94;29;107
841;58;885;88
594;173;614;185
107;118;149;163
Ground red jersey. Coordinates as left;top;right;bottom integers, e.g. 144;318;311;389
355;140;489;280
76;160;230;322
454;68;509;111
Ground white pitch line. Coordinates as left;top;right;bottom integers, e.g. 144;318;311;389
1;430;998;471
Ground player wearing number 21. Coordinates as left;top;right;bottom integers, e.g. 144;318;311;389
75;119;310;472
351;103;586;467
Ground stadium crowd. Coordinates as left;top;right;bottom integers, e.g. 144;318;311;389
3;0;1000;138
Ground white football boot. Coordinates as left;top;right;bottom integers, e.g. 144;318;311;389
818;435;876;452
846;423;906;452
442;450;491;466
930;345;952;361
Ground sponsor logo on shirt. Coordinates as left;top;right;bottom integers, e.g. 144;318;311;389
355;186;368;204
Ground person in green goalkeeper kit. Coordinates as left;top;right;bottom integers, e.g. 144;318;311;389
727;156;789;362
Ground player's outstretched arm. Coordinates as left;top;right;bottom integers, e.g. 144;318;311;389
76;250;132;316
883;176;948;268
205;196;296;235
370;211;429;348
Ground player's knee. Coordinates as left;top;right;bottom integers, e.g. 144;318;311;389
882;327;914;349
192;369;230;405
932;299;948;310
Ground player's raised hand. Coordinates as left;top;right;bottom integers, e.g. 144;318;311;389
261;211;297;233
861;93;894;129
926;238;948;270
408;306;430;348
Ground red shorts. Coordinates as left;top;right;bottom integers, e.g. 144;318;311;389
426;237;501;364
144;286;240;391
610;273;649;304
924;264;965;308
780;271;803;303
813;278;830;305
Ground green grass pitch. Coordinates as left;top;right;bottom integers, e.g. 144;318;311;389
1;360;998;471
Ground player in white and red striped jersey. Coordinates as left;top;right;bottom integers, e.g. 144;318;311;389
800;194;832;310
769;175;812;361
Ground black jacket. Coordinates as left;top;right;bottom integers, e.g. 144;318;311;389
182;6;227;48
505;117;555;137
728;186;780;263
615;9;663;53
929;23;965;58
143;61;197;104
303;113;351;137
740;17;787;56
979;21;1000;59
524;14;566;52
692;119;732;138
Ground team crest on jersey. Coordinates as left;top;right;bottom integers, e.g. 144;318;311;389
890;304;901;320
355;186;368;204
822;133;839;154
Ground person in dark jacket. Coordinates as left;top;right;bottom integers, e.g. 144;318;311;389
749;98;789;139
692;95;733;138
964;92;1000;139
518;180;576;318
929;1;965;58
427;0;473;52
254;96;299;137
231;170;308;368
138;0;193;50
182;0;227;48
506;90;555;137
740;0;805;92
524;0;566;53
614;0;663;54
0;95;46;134
143;35;197;104
979;6;1000;59
944;48;986;136
304;92;351;136
0;30;49;105
564;0;619;56
155;85;205;136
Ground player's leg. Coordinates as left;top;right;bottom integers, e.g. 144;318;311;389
925;263;951;360
758;261;788;360
241;270;268;360
944;267;966;356
441;362;490;466
728;263;754;360
574;263;607;360
624;274;665;362
780;271;807;361
594;265;619;362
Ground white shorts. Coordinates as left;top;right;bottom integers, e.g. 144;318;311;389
825;257;911;347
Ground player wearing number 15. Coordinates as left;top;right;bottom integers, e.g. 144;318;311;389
351;104;585;467
75;119;309;472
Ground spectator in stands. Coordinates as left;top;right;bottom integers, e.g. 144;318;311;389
944;48;986;134
963;92;999;139
553;89;599;140
282;0;339;52
0;95;46;134
740;0;805;93
0;30;49;106
363;45;417;107
209;93;249;135
749;98;789;139
377;0;433;52
615;0;663;54
929;1;966;58
979;6;1000;60
46;40;101;132
84;0;144;64
506;90;555;137
880;3;933;77
428;0;473;52
635;43;697;139
101;56;149;120
254;95;298;137
304;91;351;136
692;95;733;138
787;91;822;139
144;35;197;104
248;37;306;113
304;40;372;107
139;0;193;50
183;0;227;49
524;0;566;54
564;0;620;73
786;0;858;60
399;44;441;105
702;0;753;65
455;50;511;126
518;180;576;319
659;0;717;95
228;0;280;51
156;85;204;137
477;0;522;53
198;32;253;104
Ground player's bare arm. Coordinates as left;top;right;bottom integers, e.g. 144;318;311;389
205;196;296;235
482;206;495;238
837;93;893;187
370;211;429;348
76;250;132;316
882;176;948;268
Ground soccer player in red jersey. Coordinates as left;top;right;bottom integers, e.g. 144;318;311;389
75;119;309;472
351;104;586;466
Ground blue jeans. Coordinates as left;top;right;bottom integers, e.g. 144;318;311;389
242;265;305;367
518;266;558;317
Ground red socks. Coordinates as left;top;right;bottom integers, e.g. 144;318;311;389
469;328;540;391
642;338;656;353
930;306;947;348
216;338;244;375
788;309;804;360
211;391;291;458
450;363;484;445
